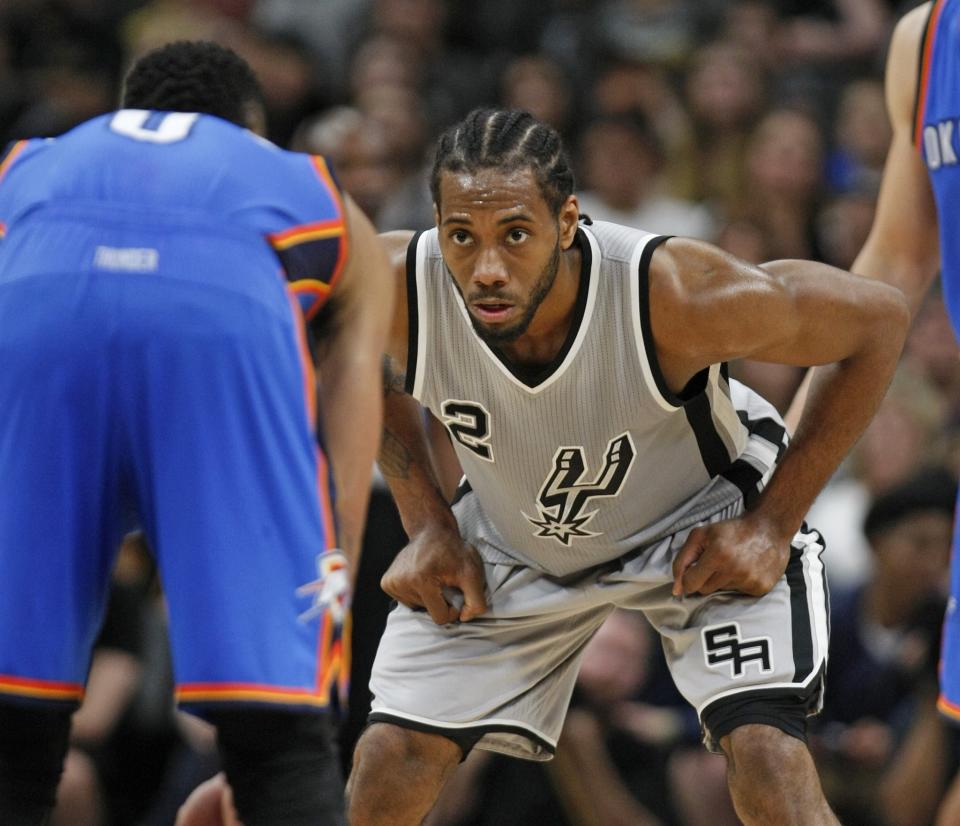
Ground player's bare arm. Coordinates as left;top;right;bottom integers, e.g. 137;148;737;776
649;238;911;597
853;2;939;312
784;4;939;432
376;231;487;624
311;196;394;574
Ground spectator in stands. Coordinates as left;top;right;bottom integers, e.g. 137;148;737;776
812;466;957;825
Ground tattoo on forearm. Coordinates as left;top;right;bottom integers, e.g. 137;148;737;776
379;427;412;479
382;355;407;397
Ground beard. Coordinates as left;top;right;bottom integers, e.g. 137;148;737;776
466;241;561;345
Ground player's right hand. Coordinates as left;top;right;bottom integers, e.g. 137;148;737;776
381;526;488;624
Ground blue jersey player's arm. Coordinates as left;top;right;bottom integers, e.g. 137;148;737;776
307;193;394;575
851;2;940;313
784;4;939;432
257;151;393;571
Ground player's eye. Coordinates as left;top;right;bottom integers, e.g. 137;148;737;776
450;230;472;246
506;228;529;244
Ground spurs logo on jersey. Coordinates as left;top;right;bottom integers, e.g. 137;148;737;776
702;623;773;678
523;433;636;545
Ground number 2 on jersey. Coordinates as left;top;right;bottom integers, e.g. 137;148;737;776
441;400;494;462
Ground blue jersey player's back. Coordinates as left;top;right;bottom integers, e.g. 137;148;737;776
0;109;345;321
0;38;393;826
0;109;350;721
916;0;960;340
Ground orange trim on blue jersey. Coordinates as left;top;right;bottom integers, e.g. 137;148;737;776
269;219;344;251
0;140;28;184
938;693;960;720
175;682;331;707
0;674;84;702
337;609;352;703
283;288;336;548
915;0;949;147
315;610;333;700
313;609;350;704
311;156;345;218
289;278;332;321
286;290;317;428
310;156;349;292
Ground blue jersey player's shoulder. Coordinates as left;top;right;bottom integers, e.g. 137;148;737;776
0;137;56;236
231;138;348;322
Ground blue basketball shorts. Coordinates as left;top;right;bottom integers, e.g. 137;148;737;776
0;227;345;713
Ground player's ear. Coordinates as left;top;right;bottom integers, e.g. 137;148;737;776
559;195;579;250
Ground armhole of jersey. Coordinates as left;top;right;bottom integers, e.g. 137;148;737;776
310;155;349;293
913;0;946;147
629;233;682;411
403;230;427;399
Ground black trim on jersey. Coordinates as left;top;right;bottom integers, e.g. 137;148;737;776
637;234;695;406
719;413;788;502
684;390;733;478
912;0;940;145
489;227;592;388
366;712;556;759
403;231;425;395
720;459;763;503
735;412;788;459
450;478;473;506
719;361;730;383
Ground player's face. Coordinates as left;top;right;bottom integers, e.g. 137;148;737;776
435;167;567;344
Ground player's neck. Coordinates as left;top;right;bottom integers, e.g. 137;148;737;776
497;244;583;367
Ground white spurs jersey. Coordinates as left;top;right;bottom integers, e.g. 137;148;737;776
405;221;788;577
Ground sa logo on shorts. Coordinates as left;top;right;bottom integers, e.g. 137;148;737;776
702;622;773;678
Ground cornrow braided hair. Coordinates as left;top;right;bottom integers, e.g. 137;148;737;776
430;108;575;214
121;41;264;129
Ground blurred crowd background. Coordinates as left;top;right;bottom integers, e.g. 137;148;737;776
5;0;960;824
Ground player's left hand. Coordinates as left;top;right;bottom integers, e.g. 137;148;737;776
671;515;791;598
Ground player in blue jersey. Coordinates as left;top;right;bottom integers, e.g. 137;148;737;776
785;2;960;821
0;41;392;826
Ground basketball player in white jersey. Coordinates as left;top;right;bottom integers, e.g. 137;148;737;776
335;107;913;826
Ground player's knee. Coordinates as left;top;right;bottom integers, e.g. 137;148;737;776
723;723;805;777
348;724;463;824
703;689;811;760
0;703;72;825
721;723;816;820
352;723;462;782
207;708;344;826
